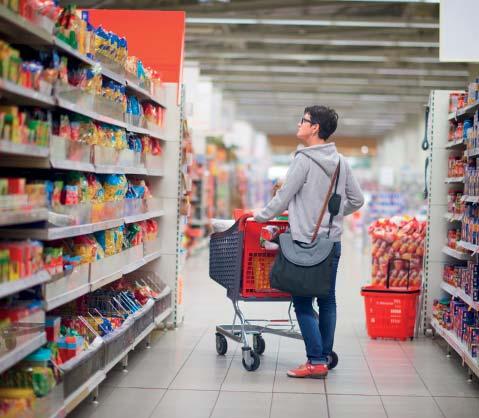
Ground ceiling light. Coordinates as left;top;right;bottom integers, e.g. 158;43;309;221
186;17;438;29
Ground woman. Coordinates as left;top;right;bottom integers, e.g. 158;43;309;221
254;105;364;379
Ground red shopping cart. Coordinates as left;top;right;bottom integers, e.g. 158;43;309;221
209;213;339;371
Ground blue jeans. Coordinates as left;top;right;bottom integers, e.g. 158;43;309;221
292;242;341;365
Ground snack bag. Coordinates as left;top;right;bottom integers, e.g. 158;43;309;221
86;174;104;203
260;225;280;250
102;174;127;201
72;235;97;264
66;172;88;203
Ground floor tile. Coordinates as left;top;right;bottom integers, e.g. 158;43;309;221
221;354;277;392
169;351;234;390
149;389;219;418
434;397;479;418
381;395;445;418
270;393;328;418
325;372;379;396
328;394;387;418
69;387;165;418
373;374;430;396
210;391;272;418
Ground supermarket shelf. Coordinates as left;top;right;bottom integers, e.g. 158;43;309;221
63;370;106;415
0;207;48;227
100;65;125;86
44;283;90;312
449;101;479;121
124;166;148;175
0;332;46;375
51;159;95;173
122;256;148;275
440;281;479;311
445;177;464;184
441;246;471;260
146;168;164;177
144;249;162;264
0;270;50;300
0;78;55;107
91;218;124;233
430;319;479;379
57;97;128;129
154;307;172;326
0;218;123;240
457;240;479;253
124;209;165;224
466;147;479;158
0;140;49;158
444;212;464;222
446;138;466;149
90;271;123;292
126;80;167;108
53;38;97;68
0;5;52;45
157;286;172;301
133;323;156;350
104;303;164;373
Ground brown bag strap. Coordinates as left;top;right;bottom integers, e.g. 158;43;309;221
311;161;341;243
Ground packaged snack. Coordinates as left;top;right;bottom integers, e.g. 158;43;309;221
66;172;88;203
72;235;97;264
86;174;104;203
102;174;127;201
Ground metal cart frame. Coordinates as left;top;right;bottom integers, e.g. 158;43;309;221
210;214;338;371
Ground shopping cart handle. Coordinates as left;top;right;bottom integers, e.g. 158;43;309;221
238;212;254;230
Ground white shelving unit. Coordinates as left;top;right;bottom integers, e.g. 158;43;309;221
424;90;479;379
0;7;184;410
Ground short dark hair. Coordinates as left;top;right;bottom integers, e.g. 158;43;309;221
304;105;338;140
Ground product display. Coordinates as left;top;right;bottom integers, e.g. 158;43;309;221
0;4;179;415
0;177;47;211
0;107;50;148
0;39;56;95
0;240;43;282
432;297;479;359
369;217;425;288
443;260;479;302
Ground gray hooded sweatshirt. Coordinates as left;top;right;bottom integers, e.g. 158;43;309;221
254;143;364;243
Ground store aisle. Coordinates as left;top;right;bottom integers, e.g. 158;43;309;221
70;234;479;418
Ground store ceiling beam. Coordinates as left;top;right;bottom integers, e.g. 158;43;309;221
185;17;439;29
220;87;429;100
186;33;439;48
204;74;466;88
196;63;469;78
186;50;442;63
212;80;456;95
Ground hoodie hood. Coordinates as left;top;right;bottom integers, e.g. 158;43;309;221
295;143;340;176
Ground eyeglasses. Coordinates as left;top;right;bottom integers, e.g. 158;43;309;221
299;117;316;125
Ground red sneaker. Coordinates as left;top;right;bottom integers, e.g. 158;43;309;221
287;362;328;379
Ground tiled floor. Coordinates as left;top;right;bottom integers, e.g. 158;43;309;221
70;233;479;418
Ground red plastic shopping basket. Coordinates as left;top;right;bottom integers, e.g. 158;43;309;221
239;215;290;299
361;258;420;340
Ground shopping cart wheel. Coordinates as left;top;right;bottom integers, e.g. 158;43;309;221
242;348;260;371
327;351;339;370
253;334;266;355
216;333;228;355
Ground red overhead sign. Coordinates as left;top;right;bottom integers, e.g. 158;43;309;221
87;10;186;84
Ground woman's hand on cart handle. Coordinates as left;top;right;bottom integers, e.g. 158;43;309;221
252;208;265;222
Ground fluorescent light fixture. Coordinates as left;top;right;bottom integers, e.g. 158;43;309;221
187;35;439;48
186;17;439;29
200;64;468;77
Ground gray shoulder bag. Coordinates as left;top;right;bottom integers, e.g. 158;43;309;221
269;158;341;297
